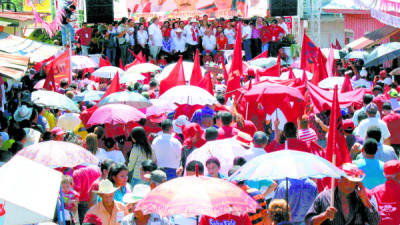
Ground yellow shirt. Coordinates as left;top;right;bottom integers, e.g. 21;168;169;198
44;110;56;130
85;201;128;225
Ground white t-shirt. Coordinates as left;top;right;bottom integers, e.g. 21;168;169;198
241;25;252;40
224;28;235;44
355;117;391;143
151;133;182;169
148;23;163;47
96;148;125;163
127;26;135;45
184;25;199;45
172;36;186;53
243;147;266;162
137;30;148;46
202;35;216;51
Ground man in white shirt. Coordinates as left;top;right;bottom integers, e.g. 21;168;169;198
172;28;186;60
243;131;268;161
355;103;391;145
353;94;381;126
202;27;216;56
278;17;288;34
127;19;135;62
241;20;252;61
148;17;163;62
151;119;182;180
57;111;81;132
184;19;200;58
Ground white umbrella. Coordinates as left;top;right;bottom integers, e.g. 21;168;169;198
249;57;288;69
318;77;345;89
321;48;340;60
97;91;152;109
155;61;206;82
280;69;313;80
92;66;124;79
71;55;98;70
159;85;218;106
345;50;368;60
126;63;161;74
119;73;146;84
31;90;80;113
0;156;62;225
186;138;247;177
146;99;177;116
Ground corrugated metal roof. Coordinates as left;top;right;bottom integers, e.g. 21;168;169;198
347;25;400;49
0;52;29;80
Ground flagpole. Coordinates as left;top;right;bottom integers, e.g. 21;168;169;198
330;154;336;221
69;37;73;84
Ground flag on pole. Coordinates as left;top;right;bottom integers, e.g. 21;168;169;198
43;50;71;91
226;22;243;97
326;44;335;77
190;49;203;86
159;56;186;96
301;32;328;84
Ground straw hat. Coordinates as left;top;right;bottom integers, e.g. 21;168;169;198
235;132;253;148
341;163;365;182
94;179;118;194
122;184;150;204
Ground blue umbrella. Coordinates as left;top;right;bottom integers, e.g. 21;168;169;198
345;50;368;60
364;42;400;67
73;90;105;102
97;91;152;109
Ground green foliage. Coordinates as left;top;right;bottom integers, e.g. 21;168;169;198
10;0;23;11
28;28;62;45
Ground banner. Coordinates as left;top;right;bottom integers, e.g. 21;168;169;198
283;16;293;33
23;0;51;13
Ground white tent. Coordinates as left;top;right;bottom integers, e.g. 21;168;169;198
0;156;62;225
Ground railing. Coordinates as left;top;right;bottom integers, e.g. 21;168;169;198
0;0;17;12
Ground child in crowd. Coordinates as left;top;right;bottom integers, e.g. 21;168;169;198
61;175;79;225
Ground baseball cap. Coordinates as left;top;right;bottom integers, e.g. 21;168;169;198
389;89;398;98
383;160;400;176
366;103;378;114
342;119;355;132
51;127;66;136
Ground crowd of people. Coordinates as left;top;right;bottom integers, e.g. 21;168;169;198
62;3;288;66
1;2;400;225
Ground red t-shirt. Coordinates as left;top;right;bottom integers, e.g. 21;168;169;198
260;25;271;44
200;214;252;225
265;138;310;153
76;27;93;46
216;36;228;50
268;25;284;42
217;126;240;140
382;112;400;144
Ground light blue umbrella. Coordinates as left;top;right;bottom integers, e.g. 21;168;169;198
345;50;368;60
364;42;400;67
73;90;105;102
230;150;345;181
97;91;152;109
31;90;80;113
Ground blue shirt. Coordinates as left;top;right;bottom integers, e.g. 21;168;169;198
353;158;386;189
273;178;318;223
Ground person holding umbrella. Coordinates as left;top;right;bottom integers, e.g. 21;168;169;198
305;163;380;225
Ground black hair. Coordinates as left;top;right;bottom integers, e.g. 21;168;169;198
161;119;173;132
41;131;52;141
104;137;116;149
253;131;268;145
205;127;218;141
205;157;221;168
233;156;247;166
366;126;382;143
141;159;157;172
186;160;204;174
216;95;226;105
283;122;297;138
363;94;374;105
363;138;378;155
69;4;76;9
357;111;368;124
131;126;152;158
108;163;128;185
13;128;26;141
100;159;115;173
149;79;157;87
221;111;233;126
60;79;69;88
382;102;392;111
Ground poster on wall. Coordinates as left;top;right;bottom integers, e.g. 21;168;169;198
23;0;52;13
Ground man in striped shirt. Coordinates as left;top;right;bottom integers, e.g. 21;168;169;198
236;181;267;225
298;116;318;146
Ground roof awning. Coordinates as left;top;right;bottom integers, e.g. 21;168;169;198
0;52;29;80
346;25;400;50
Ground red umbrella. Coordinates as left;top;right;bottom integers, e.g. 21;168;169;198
135;176;257;218
86;103;145;126
244;82;304;115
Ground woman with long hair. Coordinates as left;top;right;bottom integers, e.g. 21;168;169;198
108;163;131;203
128;126;156;187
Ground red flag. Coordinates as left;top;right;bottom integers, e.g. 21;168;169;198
257;52;281;77
198;71;214;95
119;59;125;70
99;56;111;68
125;59;141;70
288;66;296;79
34;55;55;72
159;56;186;95
251;49;269;61
43;66;56;91
301;33;328;84
301;69;308;83
222;59;229;82
226;23;243;96
341;74;353;93
190;49;203;86
326;44;335;77
335;39;342;50
325;85;351;167
44;50;71;86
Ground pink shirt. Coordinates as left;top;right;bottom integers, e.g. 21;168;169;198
73;165;101;202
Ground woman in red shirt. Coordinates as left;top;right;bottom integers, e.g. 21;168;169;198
216;32;228;50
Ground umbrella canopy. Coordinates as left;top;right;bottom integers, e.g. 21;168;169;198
344;50;368;60
119;73;146;84
92;66;124;79
97;91;152;109
159;85;218;106
135;176;258;218
321;48;340;59
155;61;205;82
0;156;62;225
249;57;287;69
318;77;345;89
145;99;177;116
389;67;400;76
16;141;98;168
280;69;313;80
31;90;80;113
126;63;161;74
87;103;146;126
365;42;400;67
230;150;345;181
186;138;247;177
71;55;98;70
73;90;105;102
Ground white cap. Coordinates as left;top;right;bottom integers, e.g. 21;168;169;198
360;69;368;77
